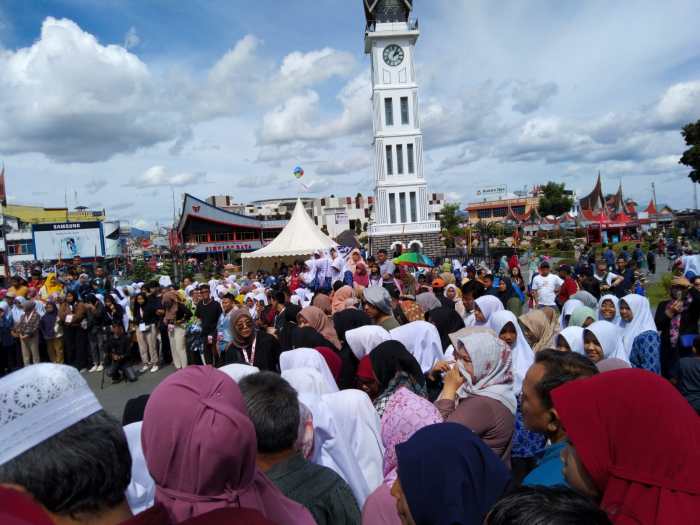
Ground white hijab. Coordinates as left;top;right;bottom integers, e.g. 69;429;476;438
345;325;391;360
280;348;339;393
597;294;621;324
282;368;335;396
584;320;629;363
324;389;384;494
557;326;585;355
560;299;584;329
219;363;259;382
124;422;155;514
619;294;658;358
488;310;533;396
473;295;504;326
455;332;517;414
298;392;371;507
389;321;444;373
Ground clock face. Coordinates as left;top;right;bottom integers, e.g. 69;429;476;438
383;44;404;67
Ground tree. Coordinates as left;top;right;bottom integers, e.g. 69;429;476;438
538;182;574;216
129;258;152;282
680;120;700;182
440;203;462;236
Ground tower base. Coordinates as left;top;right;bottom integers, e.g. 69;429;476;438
368;230;443;259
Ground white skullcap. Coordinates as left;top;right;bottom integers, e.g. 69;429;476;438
0;364;102;465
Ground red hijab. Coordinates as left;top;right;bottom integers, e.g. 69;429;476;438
315;346;342;382
552;369;700;524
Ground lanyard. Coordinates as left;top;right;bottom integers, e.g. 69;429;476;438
242;336;257;365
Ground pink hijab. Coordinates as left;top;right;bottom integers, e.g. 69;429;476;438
141;366;315;525
380;387;443;486
331;285;356;314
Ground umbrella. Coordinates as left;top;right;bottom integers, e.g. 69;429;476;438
393;252;435;268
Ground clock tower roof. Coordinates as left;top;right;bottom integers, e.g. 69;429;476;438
363;0;413;23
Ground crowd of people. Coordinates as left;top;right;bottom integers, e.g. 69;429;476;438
1;241;700;524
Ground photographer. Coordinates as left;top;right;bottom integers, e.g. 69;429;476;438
105;322;137;383
655;276;700;382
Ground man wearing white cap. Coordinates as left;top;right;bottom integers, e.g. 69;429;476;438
0;364;139;524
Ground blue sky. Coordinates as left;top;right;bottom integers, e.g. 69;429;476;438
0;0;699;229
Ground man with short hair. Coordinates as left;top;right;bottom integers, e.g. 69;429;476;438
195;284;222;365
376;249;395;281
106;322;137;383
531;261;563;309
555;265;579;308
520;350;598;487
603;243;616;270
217;293;236;359
593;259;623;294
614;256;635;298
239;372;361;525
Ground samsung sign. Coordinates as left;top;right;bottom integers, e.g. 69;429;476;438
32;222;104;260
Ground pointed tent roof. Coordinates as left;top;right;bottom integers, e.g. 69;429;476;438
609;182;625;214
644;199;658;215
241;198;336;259
579;173;606;211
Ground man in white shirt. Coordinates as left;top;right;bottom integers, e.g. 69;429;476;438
531;261;563;309
329;248;346;285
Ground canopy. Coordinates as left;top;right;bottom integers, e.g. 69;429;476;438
241;198;336;271
393;252;434;268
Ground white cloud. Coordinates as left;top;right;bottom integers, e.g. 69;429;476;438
125;165;205;188
109;201;133;211
653;80;700;129
258;72;371;145
315;154;370;175
0;17;186;162
123;26;140;49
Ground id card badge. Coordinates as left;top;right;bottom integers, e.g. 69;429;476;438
139;322;148;332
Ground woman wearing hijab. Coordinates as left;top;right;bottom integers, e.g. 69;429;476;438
568;306;597;328
443;284;465;317
359;340;427;417
224;309;281;371
571;290;599;310
362;388;443;525
436;331;516;462
490;277;524;316
391;423;511;525
560;299;584;329
16;300;41;366
353;262;370;288
59;290;88;370
556;326;585;354
426;307;465;352
389;321;444;374
330;308;372;389
325;390;384;494
298;306;342;350
598;294;621;323
331;285;356;314
583;321;628;366
472;295;505;326
280;348;339;392
39;300;63;364
346;325;391;360
141;366;315;525
518;308;559;353
346;248;365;274
619;294;660;373
553;369;700;523
312;293;333;316
38;272;64;301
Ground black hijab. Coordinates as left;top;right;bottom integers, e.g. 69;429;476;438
427;307;466;350
291;326;336;350
489;277;516;307
332;308;372;344
370;340;425;391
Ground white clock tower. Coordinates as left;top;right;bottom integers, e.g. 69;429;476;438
363;0;441;256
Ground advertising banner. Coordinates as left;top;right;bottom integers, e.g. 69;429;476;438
32;222;104;260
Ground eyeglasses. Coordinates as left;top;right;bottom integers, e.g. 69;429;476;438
236;319;253;328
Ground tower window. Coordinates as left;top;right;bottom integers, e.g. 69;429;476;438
410;192;417;222
399;192;407;223
389;193;397;224
385;145;393;175
400;96;409;125
407;143;415;174
396;144;404;174
384;98;393;126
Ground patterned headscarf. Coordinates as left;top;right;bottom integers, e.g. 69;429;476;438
455;332;516;414
380;388;442;486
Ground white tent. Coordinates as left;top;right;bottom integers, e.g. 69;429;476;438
241;198;337;271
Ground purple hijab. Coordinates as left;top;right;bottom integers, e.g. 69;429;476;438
141;366;314;525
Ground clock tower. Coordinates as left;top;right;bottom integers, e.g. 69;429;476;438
363;0;441;256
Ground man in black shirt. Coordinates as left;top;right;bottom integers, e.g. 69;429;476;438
195;284;222;365
106;323;137;383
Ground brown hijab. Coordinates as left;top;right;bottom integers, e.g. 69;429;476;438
311;293;332;315
299;306;341;350
518;308;559;353
229;309;255;349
